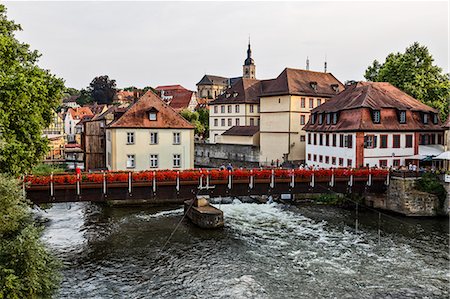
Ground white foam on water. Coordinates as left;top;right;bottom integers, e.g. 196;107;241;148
38;203;87;250
135;208;184;221
214;201;449;296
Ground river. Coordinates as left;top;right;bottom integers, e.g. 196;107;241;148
37;200;449;298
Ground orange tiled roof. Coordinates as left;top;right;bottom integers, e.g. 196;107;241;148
68;107;94;120
108;91;194;129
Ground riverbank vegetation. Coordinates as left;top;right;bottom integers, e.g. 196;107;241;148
415;173;447;209
0;174;60;298
0;4;62;297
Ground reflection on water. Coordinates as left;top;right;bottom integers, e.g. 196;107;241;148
38;200;449;298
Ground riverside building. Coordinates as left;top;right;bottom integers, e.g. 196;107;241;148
304;82;445;168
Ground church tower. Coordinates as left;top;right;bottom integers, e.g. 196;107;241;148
243;40;256;79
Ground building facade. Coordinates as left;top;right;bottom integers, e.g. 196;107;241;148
209;78;261;142
64;107;94;143
42;110;66;162
304;82;445;168
106;91;195;171
258;69;343;164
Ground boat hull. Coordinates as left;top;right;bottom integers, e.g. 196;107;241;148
184;199;224;229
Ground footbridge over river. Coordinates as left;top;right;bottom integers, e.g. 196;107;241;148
24;168;391;205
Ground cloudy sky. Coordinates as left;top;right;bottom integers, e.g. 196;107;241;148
4;1;449;90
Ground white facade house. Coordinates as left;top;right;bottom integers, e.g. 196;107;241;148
304;82;445;168
106;91;194;171
64;107;93;143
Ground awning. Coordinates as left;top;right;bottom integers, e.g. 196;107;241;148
418;144;444;157
433;151;450;160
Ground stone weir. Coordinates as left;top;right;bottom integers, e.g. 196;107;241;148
367;174;448;217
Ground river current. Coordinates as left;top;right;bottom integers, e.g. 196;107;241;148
38;200;449;298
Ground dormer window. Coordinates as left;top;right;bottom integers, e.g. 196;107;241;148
147;107;158;121
226;93;231;98
311;113;316;124
326;113;331;125
399;111;406;124
432;113;438;124
332;112;338;124
310;81;318;91
233;92;238;97
372;110;381;124
422;113;428;124
318;113;323;125
331;84;340;93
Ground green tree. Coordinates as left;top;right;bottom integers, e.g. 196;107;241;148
0;174;60;298
0;6;61;298
364;42;450;121
180;109;207;137
197;108;209;138
75;88;94;106
88;75;117;104
0;4;65;176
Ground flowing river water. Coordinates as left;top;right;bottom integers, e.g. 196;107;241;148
37;200;449;298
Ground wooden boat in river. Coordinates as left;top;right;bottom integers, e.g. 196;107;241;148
184;196;224;229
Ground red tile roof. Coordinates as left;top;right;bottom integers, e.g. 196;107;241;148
212;78;261;104
155;85;187;91
222;126;259;136
108;91;194;129
210;68;343;105
157;85;196;112
260;68;344;97
68;107;94;120
304;82;443;132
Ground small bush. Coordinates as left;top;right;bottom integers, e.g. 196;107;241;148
416;173;447;202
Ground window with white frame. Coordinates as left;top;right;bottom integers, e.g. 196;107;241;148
173;132;181;144
250;105;254;113
235;105;240;113
221;119;225;126
228;119;232;126
236;118;240;126
150;154;158;168
250;118;254;126
149;112;157;121
214;119;218;126
227;105;232;113
214;106;218;114
150;132;158;144
221;105;225;113
127;132;135;144
126;155;135;168
173;154;181;168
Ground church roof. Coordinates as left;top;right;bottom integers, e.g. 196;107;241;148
196;74;230;86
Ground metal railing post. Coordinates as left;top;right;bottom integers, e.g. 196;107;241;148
270;169;275;189
103;171;107;195
153;171;156;193
228;170;232;190
329;168;334;187
128;172;132;194
176;171;180;192
50;172;54;197
76;173;80;196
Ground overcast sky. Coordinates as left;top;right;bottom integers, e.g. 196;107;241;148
4;1;449;91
